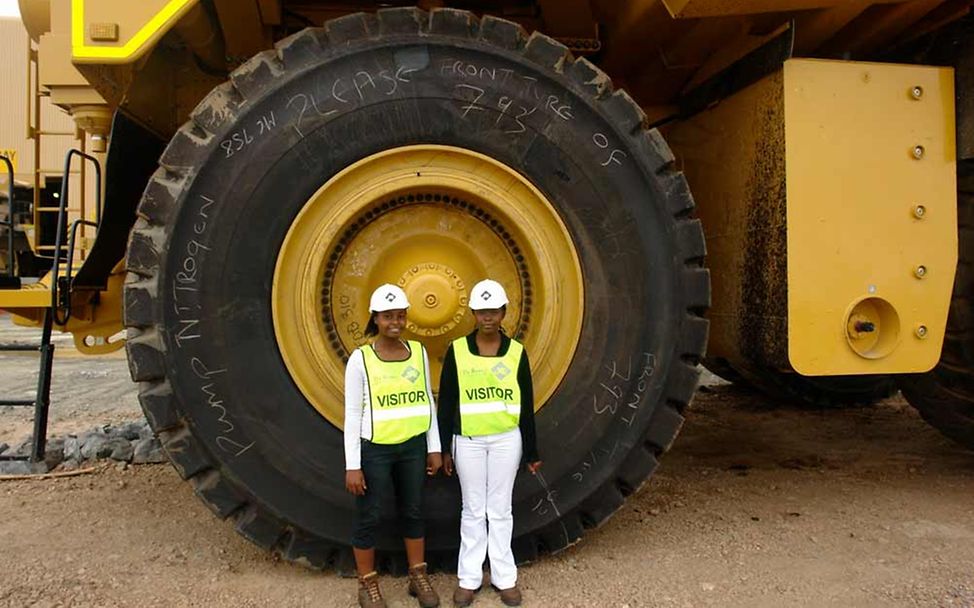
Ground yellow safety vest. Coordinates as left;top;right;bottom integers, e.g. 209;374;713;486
454;337;523;436
360;340;431;445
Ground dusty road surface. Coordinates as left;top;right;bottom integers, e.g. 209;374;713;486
1;315;973;607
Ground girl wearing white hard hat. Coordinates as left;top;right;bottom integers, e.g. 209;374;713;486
437;279;541;608
344;283;442;608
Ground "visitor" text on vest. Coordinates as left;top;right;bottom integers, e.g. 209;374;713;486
376;390;428;407
464;387;515;402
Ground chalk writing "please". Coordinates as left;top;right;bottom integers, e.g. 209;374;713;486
286;67;417;137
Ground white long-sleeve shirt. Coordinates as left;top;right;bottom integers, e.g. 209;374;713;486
344;342;441;470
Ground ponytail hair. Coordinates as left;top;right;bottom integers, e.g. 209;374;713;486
364;313;379;337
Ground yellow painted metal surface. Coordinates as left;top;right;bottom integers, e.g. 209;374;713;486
667;58;956;375
212;0;269;65
67;262;125;354
71;0;198;62
662;0;912;19
19;0;52;42
273;145;584;427
785;59;956;374
0;280;51;308
664;71;789;367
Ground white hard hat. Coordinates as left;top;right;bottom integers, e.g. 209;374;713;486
469;279;509;310
369;284;410;312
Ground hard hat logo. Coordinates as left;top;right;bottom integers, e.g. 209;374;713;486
369;284;410;312
469;279;509;310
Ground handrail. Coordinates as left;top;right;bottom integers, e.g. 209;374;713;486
51;149;102;325
0;155;14;276
60;217;100;323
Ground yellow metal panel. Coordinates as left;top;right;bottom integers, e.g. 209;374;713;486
785;59;956;374
70;0;199;63
819;0;945;56
0;281;52;308
212;0;268;65
19;0;52;42
663;71;788;366
794;3;871;54
662;0;911;18
665;58;957;375
256;0;281;26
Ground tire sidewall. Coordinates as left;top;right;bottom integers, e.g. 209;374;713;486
158;36;683;552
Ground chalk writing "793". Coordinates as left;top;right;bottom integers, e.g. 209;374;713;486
593;353;656;427
450;80;573;133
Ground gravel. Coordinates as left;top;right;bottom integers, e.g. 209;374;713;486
0;419;162;475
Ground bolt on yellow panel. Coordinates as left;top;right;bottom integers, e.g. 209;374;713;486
785;59;957;375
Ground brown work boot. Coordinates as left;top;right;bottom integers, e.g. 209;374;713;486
452;585;476;607
497;585;522;607
407;562;440;608
358;571;386;608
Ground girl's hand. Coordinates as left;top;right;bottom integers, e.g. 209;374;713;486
527;461;543;475
345;470;367;495
442;453;454;477
427;452;442;476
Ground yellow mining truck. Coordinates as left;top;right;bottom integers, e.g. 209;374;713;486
0;0;970;569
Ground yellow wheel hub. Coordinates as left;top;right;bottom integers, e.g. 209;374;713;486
272;145;583;427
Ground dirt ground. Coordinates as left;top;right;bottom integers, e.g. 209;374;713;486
1;315;973;607
0;315;137;445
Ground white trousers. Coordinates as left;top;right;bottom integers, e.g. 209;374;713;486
453;428;522;590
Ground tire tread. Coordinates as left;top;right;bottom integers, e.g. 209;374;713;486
124;8;712;570
900;161;974;449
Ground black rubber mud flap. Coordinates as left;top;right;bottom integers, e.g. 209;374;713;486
74;112;164;290
123;8;710;570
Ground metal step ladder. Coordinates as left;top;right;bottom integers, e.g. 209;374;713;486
0;311;54;464
0;150;101;465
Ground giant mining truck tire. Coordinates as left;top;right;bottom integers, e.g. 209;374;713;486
731;364;895;409
898;161;974;449
701;357;749;385
703;358;895;408
122;9;709;570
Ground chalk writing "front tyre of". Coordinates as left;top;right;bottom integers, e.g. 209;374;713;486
122;8;709;571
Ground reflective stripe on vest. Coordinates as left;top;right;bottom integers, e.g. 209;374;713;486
454;337;523;436
360;340;431;445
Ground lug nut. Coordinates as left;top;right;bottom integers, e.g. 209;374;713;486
914;265;927;278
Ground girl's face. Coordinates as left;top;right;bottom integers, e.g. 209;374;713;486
375;309;407;339
473;308;505;335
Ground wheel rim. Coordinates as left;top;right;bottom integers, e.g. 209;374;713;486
272;145;584;427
